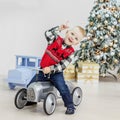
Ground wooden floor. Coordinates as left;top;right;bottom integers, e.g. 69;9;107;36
0;77;120;120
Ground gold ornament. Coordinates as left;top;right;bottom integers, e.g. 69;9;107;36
100;27;103;30
107;31;110;35
87;36;91;40
100;36;103;40
102;48;108;52
118;53;120;57
97;14;101;19
100;0;104;3
112;26;115;29
97;24;101;28
118;19;120;23
111;6;117;12
104;20;108;25
90;30;94;33
114;59;119;64
114;13;118;18
90;22;94;26
107;26;111;30
81;43;86;48
114;39;118;43
110;28;114;33
104;44;108;48
102;44;109;52
93;38;98;42
93;43;95;47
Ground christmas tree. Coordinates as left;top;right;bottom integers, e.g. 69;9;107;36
75;0;120;77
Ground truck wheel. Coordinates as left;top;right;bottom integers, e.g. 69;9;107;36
43;93;56;115
72;87;82;106
14;88;27;109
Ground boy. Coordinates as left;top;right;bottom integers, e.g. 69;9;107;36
28;23;86;114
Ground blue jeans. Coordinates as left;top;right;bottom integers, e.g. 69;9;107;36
28;71;74;109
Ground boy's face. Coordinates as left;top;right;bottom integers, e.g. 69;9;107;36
64;27;84;46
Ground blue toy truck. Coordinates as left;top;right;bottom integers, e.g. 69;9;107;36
7;55;41;89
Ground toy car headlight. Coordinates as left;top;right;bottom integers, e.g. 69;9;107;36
27;88;35;101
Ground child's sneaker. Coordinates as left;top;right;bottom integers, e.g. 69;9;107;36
65;108;75;114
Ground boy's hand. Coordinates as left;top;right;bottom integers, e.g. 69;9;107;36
43;67;51;74
59;21;69;31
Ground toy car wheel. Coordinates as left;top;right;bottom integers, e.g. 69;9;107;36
43;93;56;115
14;88;27;109
72;87;82;106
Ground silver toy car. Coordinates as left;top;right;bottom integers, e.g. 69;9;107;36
14;69;82;115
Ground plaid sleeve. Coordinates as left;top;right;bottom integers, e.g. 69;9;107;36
45;26;60;44
50;53;74;73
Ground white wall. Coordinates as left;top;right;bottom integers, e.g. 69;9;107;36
0;0;119;76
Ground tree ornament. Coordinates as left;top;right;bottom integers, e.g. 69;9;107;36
109;42;113;47
104;44;108;48
111;6;117;12
114;59;119;64
97;24;101;28
114;39;118;43
99;0;104;3
100;36;103;40
90;30;94;33
107;26;111;30
81;43;86;48
118;19;120;23
114;13;118;18
100;27;103;30
97;14;101;19
118;53;120;57
107;31;110;35
87;36;91;40
104;20;108;25
102;45;109;52
110;27;114;33
90;22;94;26
93;38;98;43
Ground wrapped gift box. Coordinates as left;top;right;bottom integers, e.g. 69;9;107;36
77;61;99;73
64;64;76;81
76;61;99;83
76;73;99;83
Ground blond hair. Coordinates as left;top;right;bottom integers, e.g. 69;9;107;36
76;26;86;37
